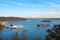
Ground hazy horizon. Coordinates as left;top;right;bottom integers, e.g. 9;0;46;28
0;0;60;18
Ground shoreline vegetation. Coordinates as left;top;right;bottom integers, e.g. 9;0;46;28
46;24;60;40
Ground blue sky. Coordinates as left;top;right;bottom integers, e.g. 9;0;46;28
0;0;60;18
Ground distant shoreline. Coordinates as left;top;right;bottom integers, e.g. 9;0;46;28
0;17;26;22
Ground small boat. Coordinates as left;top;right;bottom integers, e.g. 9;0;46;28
37;24;50;27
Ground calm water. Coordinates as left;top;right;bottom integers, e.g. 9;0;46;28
0;19;60;40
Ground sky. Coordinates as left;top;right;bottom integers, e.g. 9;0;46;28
0;0;60;18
